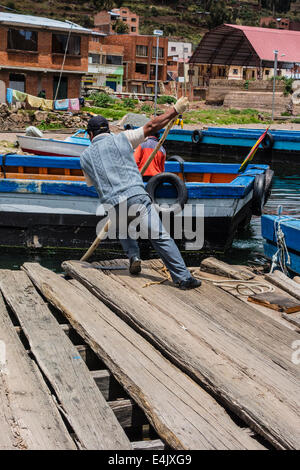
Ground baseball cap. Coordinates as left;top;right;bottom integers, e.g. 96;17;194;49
87;115;109;133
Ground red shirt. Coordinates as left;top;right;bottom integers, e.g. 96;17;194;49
134;136;166;176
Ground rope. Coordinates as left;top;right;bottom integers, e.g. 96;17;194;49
190;270;275;296
54;22;74;102
269;215;291;275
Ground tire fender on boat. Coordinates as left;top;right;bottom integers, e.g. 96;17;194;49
191;129;203;144
262;131;274;150
146;172;188;213
252;173;266;216
264;168;274;204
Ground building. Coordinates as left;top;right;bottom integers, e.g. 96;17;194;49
94;8;139;35
189;24;300;86
0;12;93;100
83;37;124;92
260;16;300;31
168;41;192;61
103;34;168;93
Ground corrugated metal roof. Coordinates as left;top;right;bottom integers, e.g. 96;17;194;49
190;24;300;66
227;24;300;63
0;12;93;34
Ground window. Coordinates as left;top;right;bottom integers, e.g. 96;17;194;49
131;17;136;22
88;53;100;64
152;47;164;58
171;46;176;51
136;45;148;57
135;63;147;74
52;34;81;55
7;29;38;52
265;70;270;76
131;27;136;32
183;47;189;53
233;69;238;75
106;55;122;65
122;17;127;21
9;73;25;92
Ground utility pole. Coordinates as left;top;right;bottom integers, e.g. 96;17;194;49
153;29;163;116
272;49;278;121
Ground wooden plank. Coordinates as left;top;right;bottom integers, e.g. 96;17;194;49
191;269;299;331
60;260;300;450
0;293;76;450
132;439;165;450
0;270;131;450
282;312;300;328
248;292;300;313
22;262;264;450
265;271;300;301
109;399;147;428
200;257;254;280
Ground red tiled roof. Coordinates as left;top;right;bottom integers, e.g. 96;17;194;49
226;24;300;63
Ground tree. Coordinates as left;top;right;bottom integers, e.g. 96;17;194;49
207;0;232;29
114;19;129;34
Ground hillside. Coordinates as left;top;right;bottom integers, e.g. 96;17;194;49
2;0;300;45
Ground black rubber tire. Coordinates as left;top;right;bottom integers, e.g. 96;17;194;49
192;129;203;144
124;124;133;130
167;155;185;163
146;172;188;213
261;131;274;150
252;173;266;216
264;168;274;204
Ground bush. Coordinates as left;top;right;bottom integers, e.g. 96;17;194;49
141;104;153;113
121;98;137;109
157;95;176;105
89;93;114;108
229;108;241;115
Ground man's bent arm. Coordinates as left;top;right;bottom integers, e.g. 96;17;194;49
143;107;178;138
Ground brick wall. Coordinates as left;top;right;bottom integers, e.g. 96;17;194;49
0;25;89;72
207;79;285;105
223;91;289;115
103;35;168;83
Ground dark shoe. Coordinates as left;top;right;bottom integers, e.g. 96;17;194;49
177;276;201;290
129;256;142;275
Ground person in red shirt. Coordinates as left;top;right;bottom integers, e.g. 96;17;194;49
134;133;166;181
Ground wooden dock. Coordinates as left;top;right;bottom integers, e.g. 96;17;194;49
0;257;299;450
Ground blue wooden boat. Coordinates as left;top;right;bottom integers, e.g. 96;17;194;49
0;153;273;253
261;214;300;275
18;127;300;159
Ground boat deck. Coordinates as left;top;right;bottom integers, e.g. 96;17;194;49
0;258;299;450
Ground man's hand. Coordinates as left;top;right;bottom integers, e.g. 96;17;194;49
174;97;189;115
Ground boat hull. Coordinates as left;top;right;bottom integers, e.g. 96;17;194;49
18;135;88;157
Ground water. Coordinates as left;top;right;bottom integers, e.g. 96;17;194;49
226;174;300;266
0;162;299;271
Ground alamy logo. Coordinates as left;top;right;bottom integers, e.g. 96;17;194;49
95;200;204;251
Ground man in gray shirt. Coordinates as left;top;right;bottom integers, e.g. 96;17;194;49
81;97;201;290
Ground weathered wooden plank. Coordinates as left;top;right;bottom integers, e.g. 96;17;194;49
265;271;300;301
282;312;300;328
23;262;264;450
0;293;76;450
60;260;300;450
248;292;300;313
109;399;147;428
191;269;298;331
200;257;254;280
0;270;131;450
132;439;165;450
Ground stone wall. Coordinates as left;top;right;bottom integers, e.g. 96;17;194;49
207;79;285;105
223;91;289;115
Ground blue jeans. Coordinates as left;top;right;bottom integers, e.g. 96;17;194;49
114;194;191;283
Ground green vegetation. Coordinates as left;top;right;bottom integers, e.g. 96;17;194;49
37;121;63;130
157;95;176;105
81;106;128;120
184;107;271;125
